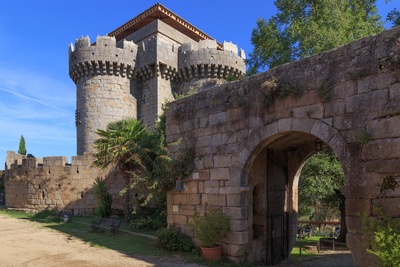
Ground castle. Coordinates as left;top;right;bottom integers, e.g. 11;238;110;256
69;3;246;154
4;4;245;217
5;3;400;266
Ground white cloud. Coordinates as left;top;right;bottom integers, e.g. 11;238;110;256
0;64;76;168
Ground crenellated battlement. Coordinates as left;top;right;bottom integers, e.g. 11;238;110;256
69;36;138;83
5;151;96;173
177;39;246;82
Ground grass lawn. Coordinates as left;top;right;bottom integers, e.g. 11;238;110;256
289;235;325;263
0;208;243;267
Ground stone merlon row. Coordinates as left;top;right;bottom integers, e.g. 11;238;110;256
69;36;246;84
5;151;94;170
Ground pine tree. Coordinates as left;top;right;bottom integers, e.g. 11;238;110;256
18;135;27;155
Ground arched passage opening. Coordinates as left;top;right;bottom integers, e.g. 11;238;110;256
246;131;347;265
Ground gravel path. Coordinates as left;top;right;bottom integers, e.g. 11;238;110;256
0;214;202;267
0;214;355;266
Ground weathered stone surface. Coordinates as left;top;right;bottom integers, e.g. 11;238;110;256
225;231;249;245
202;194;226;206
347;232;379;267
222;207;248;220
210;168;230;180
230;219;248;232
345;198;371;216
372;198;400;217
362;138;400;160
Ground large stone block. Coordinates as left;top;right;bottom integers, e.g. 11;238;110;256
346;89;388;112
362;138;400;161
202;194;226;206
210;168;230;180
187;194;201;205
226;193;247;206
372;198;400;217
222;207;247;220
367;116;400;139
230;219;248;232
213;155;231;167
346;216;364;234
224;231;249;245
345;198;371;216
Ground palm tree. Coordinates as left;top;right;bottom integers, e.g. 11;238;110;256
92;118;154;222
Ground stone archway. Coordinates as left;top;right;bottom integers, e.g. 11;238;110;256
166;27;400;266
244;128;343;264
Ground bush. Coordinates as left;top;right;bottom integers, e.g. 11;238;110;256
93;178;112;218
130;200;167;230
363;208;400;266
155;226;195;252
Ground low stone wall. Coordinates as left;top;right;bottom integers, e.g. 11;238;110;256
4;151;126;215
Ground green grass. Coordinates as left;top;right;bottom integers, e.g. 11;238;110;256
0;208;240;266
289;235;324;263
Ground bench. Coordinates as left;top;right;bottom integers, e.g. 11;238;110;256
52;210;74;223
91;217;121;234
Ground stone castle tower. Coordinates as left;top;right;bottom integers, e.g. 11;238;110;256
68;3;246;155
5;3;245;217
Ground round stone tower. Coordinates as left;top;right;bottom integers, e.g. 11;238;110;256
69;36;138;155
177;40;246;94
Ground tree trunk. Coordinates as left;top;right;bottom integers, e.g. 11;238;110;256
337;197;347;243
123;172;132;223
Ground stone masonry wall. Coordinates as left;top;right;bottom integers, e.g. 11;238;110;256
69;36;138;155
4;151;126;215
166;27;400;265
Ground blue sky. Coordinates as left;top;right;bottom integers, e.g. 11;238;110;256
0;1;397;169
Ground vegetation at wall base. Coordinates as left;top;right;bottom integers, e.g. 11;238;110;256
93;177;113;218
155;225;195;252
93;116;195;223
190;209;230;248
363;207;400;267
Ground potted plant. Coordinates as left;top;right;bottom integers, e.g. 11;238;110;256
190;208;230;260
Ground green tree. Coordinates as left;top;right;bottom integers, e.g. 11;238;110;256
92;118;156;221
385;0;400;27
92;117;193;222
18;135;27;155
299;148;346;241
248;0;384;73
387;8;400;26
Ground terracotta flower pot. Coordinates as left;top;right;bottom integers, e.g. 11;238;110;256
201;245;222;261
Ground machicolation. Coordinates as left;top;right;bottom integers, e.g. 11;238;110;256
5;3;400;266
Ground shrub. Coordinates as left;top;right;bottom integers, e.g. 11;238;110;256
363;208;400;266
93;178;112;218
190;209;230;248
155;226;195;252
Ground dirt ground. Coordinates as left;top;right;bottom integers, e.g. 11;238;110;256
0;214;355;267
0;214;202;267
